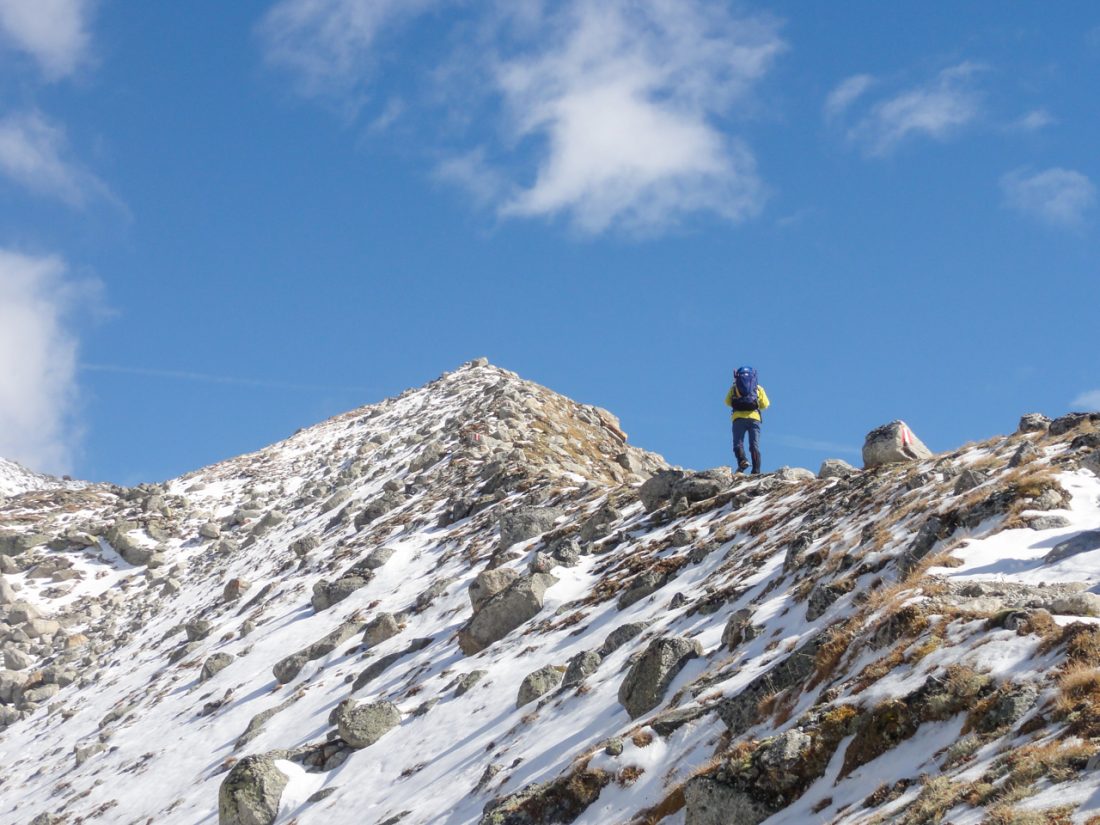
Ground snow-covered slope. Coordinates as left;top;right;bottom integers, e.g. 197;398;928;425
0;457;81;498
2;361;1100;825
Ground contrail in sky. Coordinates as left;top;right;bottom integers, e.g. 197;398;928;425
80;363;375;394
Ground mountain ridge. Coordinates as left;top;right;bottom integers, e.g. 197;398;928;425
1;361;1100;825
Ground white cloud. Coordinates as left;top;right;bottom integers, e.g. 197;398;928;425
0;249;97;474
824;74;873;121
1072;390;1100;411
259;0;441;97
0;110;111;207
1001;167;1096;228
0;0;92;80
260;0;784;234
491;1;782;233
836;62;983;156
1008;108;1055;133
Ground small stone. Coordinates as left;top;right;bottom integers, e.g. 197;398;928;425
201;652;234;682
222;578;251;602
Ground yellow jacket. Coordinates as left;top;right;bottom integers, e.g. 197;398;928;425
725;385;770;422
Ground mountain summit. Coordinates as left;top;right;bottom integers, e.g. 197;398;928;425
2;362;1100;825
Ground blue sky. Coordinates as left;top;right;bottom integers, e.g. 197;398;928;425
0;1;1097;484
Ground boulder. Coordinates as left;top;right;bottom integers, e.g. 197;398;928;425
185;619;213;642
1017;413;1051;433
311;573;371;612
335;700;401;749
498;506;565;551
363;613;403;646
639;469;730;512
562;651;602;687
598;622;649;656
355;491;405;528
0;532;47;557
618;636;701;719
773;466;816;483
683;776;771;825
455;669;487;697
218;755;288;825
469;568;520;611
579;503;621;543
0;576;15;605
3;647;35;670
818;459;857;480
953;468;988;495
199;522;221;540
222;578;251;602
200;653;234;682
618;570;673;610
862;421;932;468
457;572;557;655
274;620;361;683
1049;412;1100;437
517;664;564;708
1008;441;1041;468
721;609;760;651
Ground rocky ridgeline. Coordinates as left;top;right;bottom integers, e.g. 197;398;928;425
1;363;1099;825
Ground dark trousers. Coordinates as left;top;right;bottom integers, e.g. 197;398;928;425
732;418;761;473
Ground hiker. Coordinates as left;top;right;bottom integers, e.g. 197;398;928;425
725;366;770;474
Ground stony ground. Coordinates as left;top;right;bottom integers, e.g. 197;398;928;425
2;361;1100;825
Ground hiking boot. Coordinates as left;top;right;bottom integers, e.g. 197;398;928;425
737;460;750;473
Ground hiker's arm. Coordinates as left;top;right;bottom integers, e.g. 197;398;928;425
757;387;770;410
724;387;734;408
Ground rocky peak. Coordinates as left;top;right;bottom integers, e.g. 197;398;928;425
2;371;1100;825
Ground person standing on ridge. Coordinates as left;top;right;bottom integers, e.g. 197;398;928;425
725;366;770;474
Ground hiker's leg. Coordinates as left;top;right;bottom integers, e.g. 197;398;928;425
732;419;749;470
748;421;762;473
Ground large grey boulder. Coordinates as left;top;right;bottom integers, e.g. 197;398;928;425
335;700;401;749
1017;413;1051;433
468;568;520;612
218;755;288;825
498;506;565;551
517;664;564;708
618;636;701;719
639;469;731;512
273;620;361;683
818;459;857;480
457;572;557;655
862;420;932;468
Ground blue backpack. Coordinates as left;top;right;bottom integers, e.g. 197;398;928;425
730;366;759;412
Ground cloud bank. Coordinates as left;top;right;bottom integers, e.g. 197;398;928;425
0;249;96;474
